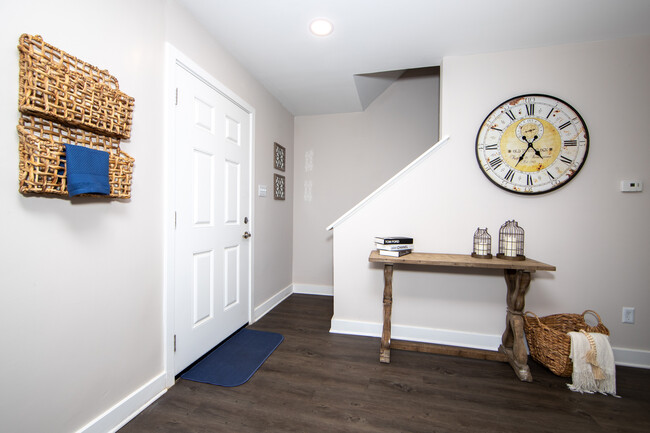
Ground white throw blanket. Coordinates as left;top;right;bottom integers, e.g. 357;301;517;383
567;330;618;396
567;331;618;397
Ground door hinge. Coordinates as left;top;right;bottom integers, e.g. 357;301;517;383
174;334;177;352
175;88;178;105
174;211;177;229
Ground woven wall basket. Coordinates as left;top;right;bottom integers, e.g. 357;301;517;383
17;116;133;199
523;310;609;377
18;34;134;139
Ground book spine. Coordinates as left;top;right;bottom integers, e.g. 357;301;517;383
374;237;414;244
376;243;414;251
379;249;412;257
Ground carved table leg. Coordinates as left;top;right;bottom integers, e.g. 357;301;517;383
380;264;394;363
498;269;533;382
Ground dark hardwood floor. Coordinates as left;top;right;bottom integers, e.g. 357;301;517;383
121;294;650;432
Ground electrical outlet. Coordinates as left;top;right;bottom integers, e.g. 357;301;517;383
622;307;635;324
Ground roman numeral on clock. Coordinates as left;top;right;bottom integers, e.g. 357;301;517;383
489;157;503;169
477;95;589;194
546;107;554;119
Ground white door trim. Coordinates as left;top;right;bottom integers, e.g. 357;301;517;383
163;43;255;387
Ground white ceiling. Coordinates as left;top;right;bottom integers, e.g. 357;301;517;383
178;0;650;116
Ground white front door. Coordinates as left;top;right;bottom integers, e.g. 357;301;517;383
173;63;251;374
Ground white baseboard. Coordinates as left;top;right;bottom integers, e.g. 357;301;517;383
252;284;293;322
330;318;502;351
76;372;167;433
330;318;650;369
79;294;650;433
612;347;650;369
292;283;333;296
252;284;332;323
82;283;299;433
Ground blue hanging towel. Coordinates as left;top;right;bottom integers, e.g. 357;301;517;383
65;144;111;197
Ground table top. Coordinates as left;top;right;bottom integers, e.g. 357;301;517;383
369;250;556;271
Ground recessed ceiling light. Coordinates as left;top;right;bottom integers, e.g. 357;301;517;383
310;19;333;37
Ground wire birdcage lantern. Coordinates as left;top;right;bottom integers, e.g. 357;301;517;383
471;227;492;259
497;220;525;261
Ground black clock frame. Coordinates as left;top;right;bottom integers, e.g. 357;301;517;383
475;93;589;195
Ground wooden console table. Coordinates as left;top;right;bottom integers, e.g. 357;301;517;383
369;250;556;382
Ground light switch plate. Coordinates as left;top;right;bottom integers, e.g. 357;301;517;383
258;185;267;197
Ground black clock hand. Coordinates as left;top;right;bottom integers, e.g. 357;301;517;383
514;142;530;167
517;136;543;167
529;136;543;159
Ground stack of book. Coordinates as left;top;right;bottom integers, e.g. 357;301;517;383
374;236;414;257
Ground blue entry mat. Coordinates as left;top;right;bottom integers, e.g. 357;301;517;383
181;328;284;387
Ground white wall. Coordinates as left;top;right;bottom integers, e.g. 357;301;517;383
0;1;294;432
0;1;166;432
293;69;439;289
331;35;650;367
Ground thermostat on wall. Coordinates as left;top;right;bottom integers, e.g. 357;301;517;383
620;180;643;192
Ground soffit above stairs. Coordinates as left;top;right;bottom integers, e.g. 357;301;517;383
178;0;650;116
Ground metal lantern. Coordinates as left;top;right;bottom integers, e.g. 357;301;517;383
497;220;525;261
471;227;492;259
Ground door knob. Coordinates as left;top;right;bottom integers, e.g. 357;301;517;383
243;231;251;239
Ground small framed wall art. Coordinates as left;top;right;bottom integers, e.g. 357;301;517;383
274;142;286;172
274;173;286;200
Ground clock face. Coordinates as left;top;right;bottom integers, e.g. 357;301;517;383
476;94;589;194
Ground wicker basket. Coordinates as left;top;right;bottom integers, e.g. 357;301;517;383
523;310;609;377
18;34;134;139
17;116;133;199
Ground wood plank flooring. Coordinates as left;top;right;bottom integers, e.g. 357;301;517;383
120;294;650;432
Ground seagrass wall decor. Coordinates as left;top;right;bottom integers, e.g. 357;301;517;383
17;116;134;198
18;34;134;139
16;34;135;199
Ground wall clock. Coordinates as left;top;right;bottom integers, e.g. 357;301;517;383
476;94;589;194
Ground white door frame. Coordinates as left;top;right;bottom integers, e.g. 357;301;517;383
163;44;255;387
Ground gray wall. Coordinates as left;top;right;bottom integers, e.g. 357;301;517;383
331;36;650;367
293;69;439;289
0;1;294;431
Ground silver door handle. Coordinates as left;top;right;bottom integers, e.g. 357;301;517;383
243;231;251;239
